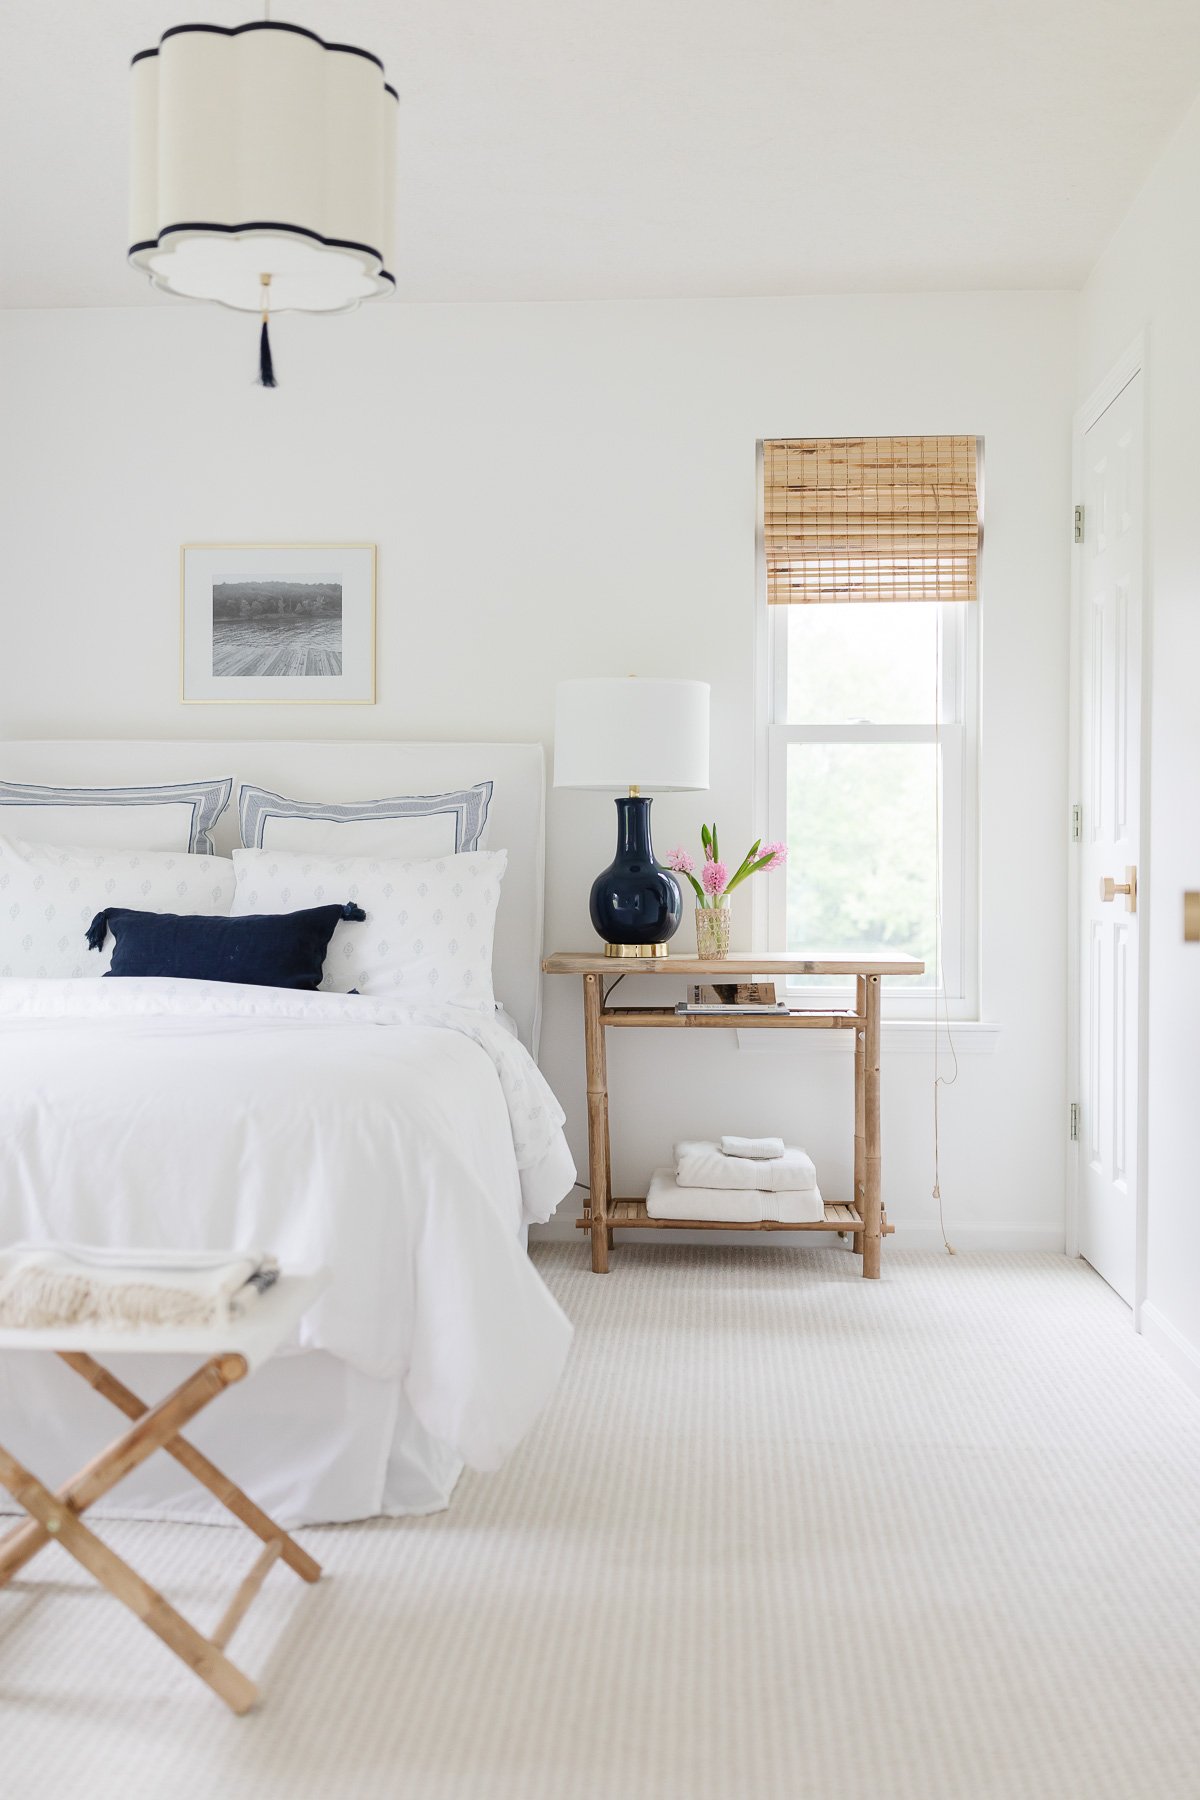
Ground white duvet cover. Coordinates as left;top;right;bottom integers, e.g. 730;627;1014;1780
0;977;575;1497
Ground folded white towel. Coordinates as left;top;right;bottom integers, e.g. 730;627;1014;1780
0;1244;279;1333
674;1141;818;1192
720;1134;785;1160
646;1169;825;1224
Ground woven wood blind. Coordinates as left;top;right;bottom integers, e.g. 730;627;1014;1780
763;436;980;603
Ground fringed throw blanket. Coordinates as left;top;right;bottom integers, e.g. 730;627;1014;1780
0;1244;279;1332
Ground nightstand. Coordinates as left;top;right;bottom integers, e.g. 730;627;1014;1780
541;951;924;1276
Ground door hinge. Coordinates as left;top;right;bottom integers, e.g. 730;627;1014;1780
1070;1102;1080;1142
1073;505;1085;544
1071;803;1082;842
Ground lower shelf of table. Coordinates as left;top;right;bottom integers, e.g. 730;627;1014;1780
576;1199;866;1232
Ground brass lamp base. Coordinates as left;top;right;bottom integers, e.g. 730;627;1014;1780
603;942;670;959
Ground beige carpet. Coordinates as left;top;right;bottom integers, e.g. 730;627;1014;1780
4;1245;1200;1800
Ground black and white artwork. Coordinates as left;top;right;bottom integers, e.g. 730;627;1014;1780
211;576;343;678
182;543;376;704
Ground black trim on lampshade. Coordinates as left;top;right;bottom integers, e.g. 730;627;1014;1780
131;21;400;98
128;222;396;290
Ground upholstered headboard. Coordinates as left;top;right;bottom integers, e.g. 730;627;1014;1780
0;741;547;1053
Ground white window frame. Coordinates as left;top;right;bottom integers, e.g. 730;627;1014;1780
755;489;980;1023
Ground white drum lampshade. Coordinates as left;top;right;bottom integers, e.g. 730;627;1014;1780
553;679;710;793
129;21;398;382
554;678;710;958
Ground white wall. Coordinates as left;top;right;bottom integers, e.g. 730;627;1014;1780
0;293;1076;1248
1079;93;1200;1375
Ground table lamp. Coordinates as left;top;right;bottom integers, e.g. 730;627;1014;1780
554;677;710;957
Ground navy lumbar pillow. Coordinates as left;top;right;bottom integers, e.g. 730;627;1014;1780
86;902;366;991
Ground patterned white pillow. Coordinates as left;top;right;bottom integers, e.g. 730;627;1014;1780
0;837;236;978
231;848;506;1013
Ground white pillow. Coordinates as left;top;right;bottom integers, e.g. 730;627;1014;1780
231;847;506;1012
0;837;236;978
238;781;493;857
0;778;233;854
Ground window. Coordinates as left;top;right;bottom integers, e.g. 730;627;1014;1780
758;439;980;1017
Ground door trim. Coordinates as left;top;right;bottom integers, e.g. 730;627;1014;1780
1066;332;1151;1325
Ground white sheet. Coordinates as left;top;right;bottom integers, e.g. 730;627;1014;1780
0;977;575;1484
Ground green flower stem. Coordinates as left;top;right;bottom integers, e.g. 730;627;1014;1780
725;853;775;894
727;838;762;889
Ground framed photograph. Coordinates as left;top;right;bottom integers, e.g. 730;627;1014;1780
181;542;376;705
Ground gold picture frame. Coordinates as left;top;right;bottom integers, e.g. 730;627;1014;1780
180;541;377;706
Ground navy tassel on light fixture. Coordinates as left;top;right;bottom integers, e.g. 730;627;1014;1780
258;318;276;387
258;275;277;387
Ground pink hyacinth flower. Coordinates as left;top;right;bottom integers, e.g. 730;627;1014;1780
666;847;695;875
700;858;729;897
761;840;789;869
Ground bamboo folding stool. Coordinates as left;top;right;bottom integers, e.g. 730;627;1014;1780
0;1271;327;1715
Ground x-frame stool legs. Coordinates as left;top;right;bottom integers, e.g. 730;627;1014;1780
0;1349;322;1714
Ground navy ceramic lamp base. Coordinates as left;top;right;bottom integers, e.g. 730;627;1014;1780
589;796;683;956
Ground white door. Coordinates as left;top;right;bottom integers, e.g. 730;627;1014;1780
1077;372;1143;1303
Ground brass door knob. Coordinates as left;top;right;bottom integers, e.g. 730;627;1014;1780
1100;867;1137;912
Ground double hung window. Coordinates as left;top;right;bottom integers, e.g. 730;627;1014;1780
760;437;981;1016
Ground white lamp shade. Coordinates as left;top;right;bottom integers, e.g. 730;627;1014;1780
554;679;710;792
129;23;398;314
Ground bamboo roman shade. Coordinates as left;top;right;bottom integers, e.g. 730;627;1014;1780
763;436;980;603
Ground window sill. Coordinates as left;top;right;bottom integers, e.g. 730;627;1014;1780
736;1020;1001;1056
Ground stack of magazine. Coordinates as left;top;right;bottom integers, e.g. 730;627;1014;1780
675;982;790;1016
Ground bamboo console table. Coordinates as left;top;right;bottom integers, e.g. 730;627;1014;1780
541;952;924;1277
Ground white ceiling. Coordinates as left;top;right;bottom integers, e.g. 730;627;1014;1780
5;0;1200;307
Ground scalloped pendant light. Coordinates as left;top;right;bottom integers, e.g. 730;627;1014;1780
129;13;398;384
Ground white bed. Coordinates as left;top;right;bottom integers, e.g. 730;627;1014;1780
0;741;574;1525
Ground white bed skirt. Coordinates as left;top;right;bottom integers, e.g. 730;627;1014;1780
0;1346;466;1528
0;1219;538;1528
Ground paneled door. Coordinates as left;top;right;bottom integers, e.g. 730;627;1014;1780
1077;372;1143;1303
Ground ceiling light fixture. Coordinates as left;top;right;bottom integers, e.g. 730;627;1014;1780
128;7;398;386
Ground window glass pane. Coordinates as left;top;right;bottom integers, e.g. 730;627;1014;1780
784;603;940;724
785;742;937;986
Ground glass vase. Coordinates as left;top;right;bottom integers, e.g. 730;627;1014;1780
695;901;732;959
